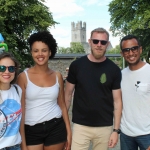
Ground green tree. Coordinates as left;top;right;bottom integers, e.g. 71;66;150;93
109;0;150;62
57;42;85;54
70;42;85;53
107;45;123;68
107;45;120;54
58;47;71;54
0;0;57;69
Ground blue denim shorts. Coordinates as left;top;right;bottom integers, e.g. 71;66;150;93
0;144;20;150
120;132;150;150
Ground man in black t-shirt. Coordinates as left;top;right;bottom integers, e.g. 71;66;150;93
65;27;122;150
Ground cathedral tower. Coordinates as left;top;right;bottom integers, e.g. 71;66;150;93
71;21;89;53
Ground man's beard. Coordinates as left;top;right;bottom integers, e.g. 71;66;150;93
91;49;106;59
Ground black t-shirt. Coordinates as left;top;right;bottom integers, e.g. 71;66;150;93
67;56;121;127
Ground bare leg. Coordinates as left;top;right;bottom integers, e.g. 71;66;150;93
27;144;43;150
44;142;66;150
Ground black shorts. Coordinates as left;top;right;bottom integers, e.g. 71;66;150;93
25;117;67;146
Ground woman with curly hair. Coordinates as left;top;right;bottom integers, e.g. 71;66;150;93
17;31;71;150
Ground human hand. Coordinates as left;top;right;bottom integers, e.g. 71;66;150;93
108;132;118;148
63;133;72;150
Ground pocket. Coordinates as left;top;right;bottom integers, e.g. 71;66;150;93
136;83;150;95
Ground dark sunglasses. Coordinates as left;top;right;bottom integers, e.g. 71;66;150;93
91;39;108;45
122;46;139;54
0;66;16;73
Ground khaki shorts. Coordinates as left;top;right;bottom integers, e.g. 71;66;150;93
71;123;112;150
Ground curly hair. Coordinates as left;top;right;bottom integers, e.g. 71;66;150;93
28;31;58;59
0;52;19;84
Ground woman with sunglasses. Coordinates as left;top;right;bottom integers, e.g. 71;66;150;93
17;31;71;150
0;52;22;150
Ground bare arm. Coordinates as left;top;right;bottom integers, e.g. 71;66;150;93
113;89;122;130
16;73;28;150
108;89;122;148
57;72;72;150
65;81;75;111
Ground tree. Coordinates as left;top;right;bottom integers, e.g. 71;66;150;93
58;47;71;54
109;0;150;62
70;42;85;53
106;45;120;54
0;0;57;69
58;42;85;54
106;45;123;68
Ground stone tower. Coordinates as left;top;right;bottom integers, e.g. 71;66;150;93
71;21;86;42
71;21;89;53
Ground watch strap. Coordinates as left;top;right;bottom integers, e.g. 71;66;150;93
113;129;121;134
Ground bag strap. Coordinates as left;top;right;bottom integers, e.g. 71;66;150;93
13;85;19;95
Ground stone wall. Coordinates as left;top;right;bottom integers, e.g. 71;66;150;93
48;53;122;78
48;58;75;77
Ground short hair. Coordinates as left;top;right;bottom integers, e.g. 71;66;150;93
0;52;19;84
120;35;141;50
90;27;109;40
28;31;58;59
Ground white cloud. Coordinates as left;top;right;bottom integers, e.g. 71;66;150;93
98;0;111;6
44;0;84;18
84;0;111;6
85;0;99;5
43;0;120;48
50;26;71;47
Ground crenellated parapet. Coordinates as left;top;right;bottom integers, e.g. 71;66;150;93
71;21;86;31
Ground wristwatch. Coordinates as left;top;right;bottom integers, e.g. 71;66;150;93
113;129;121;134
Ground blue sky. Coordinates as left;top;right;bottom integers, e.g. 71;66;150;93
44;0;120;48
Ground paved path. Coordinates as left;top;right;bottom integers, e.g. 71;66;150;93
68;102;120;150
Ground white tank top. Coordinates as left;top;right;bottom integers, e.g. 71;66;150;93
24;71;62;126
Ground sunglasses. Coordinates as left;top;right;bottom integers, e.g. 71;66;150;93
0;66;16;73
122;46;139;54
91;39;108;45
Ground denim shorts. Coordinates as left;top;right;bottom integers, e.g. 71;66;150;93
25;117;67;146
120;132;150;150
0;144;20;150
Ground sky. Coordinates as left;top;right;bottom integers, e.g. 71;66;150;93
44;0;120;48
